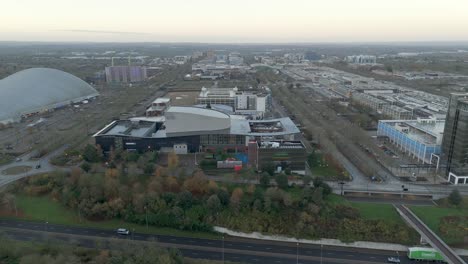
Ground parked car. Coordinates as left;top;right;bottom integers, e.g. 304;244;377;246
387;257;400;263
117;228;130;235
35;164;41;169
15;158;22;162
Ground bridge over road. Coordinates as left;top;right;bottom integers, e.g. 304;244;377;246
395;204;466;264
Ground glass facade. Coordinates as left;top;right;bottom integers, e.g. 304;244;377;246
200;134;245;146
377;121;441;164
441;94;468;176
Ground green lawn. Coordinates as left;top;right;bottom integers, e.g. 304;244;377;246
410;206;468;232
351;202;403;224
5;195;219;240
310;166;339;178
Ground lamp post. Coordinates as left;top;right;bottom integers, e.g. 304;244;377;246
296;242;299;264
144;206;148;230
222;235;225;263
320;244;323;264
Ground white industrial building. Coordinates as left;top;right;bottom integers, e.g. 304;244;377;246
346;55;377;64
377;117;444;164
197;87;271;118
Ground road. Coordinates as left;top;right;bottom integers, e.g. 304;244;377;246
0;145;69;188
0;219;445;264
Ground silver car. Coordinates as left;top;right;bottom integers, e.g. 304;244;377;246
117;228;130;235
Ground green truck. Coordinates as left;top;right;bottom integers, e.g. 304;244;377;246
407;247;446;262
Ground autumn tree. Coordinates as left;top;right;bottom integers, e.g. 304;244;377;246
168;151;179;169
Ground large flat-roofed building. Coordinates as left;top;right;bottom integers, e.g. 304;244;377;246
248;141;307;172
441;93;468;184
197;87;271;118
105;66;147;83
346;55;377;64
382;104;413;120
94;106;300;154
197;87;237;108
377;118;444;164
146;97;170;117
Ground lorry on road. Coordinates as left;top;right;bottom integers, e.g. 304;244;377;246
407;247;446;262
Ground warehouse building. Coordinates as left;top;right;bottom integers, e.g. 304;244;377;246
377;118;444;164
0;68;99;124
248;141;307;172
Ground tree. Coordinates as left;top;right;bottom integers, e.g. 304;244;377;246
177;191;193;211
82;144;100;163
262;162;276;176
260;172;271;188
168;152;179;169
80;162;91;173
217;189;230;207
143;163;154;174
448;189;462;206
206;194;221;213
275;173;289;189
313;177;332;196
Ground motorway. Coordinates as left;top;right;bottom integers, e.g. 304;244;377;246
0;219;443;264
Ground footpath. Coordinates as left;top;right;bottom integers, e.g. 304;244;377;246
214;226;468;256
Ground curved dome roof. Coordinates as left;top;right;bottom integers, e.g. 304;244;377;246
0;68;99;123
165;106;231;136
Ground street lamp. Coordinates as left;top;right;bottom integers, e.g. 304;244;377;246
222;235;225;263
320;244;323;264
144;206;148;230
296;242;299;264
338;182;345;196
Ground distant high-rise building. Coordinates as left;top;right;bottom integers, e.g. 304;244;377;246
346;55;377;64
441;93;468;184
105;66;147;83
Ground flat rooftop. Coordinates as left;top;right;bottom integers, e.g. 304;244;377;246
96;120;156;138
380;119;445;145
95;113;300;139
259;141;305;149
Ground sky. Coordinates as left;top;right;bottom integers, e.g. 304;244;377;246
1;0;468;43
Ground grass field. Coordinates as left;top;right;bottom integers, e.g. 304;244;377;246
351;202;403;224
4;195;219;239
410;205;468;232
325;195;406;225
0;153;14;165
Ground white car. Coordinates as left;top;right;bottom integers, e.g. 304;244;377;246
387;257;400;263
117;228;130;235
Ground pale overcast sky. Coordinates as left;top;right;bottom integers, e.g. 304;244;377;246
1;0;468;43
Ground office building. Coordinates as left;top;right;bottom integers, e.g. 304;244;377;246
441;93;468;184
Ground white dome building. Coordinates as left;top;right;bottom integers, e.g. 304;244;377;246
0;68;99;124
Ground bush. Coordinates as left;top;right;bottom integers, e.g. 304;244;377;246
275;174;289;189
261;162;276;176
80;162;91;173
260;173;271;188
82;144;100;163
448;189;462;206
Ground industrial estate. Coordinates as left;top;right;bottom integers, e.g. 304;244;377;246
0;43;467;264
